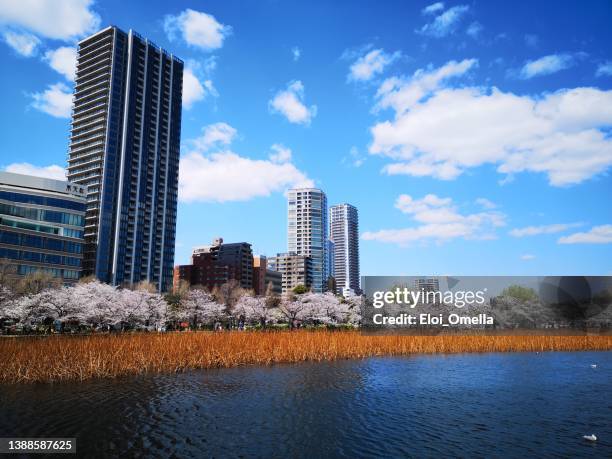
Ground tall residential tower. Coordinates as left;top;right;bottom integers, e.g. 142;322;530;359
67;26;183;291
287;188;327;293
330;203;360;296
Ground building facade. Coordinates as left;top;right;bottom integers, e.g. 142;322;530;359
287;188;327;292
268;252;312;294
0;171;86;284
174;238;253;291
253;255;267;296
330;203;360;296
67;26;183;291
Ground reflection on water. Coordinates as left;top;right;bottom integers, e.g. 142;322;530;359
1;352;611;458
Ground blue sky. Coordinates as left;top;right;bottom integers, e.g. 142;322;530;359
0;0;611;276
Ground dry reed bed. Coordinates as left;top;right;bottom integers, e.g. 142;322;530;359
1;331;610;384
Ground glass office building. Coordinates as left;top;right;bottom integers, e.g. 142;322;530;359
287;188;328;293
67;26;183;291
0;171;86;284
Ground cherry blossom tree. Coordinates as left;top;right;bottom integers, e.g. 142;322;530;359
181;289;226;327
233;294;278;326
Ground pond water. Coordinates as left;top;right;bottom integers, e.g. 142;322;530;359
1;352;611;457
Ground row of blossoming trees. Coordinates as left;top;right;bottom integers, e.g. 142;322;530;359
0;280;361;333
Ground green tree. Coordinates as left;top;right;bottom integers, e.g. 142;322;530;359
501;285;538;302
292;284;308;295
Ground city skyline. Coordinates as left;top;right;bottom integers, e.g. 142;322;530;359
1;1;611;277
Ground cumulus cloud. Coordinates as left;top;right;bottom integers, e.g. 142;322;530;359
179;123;313;203
596;61;612;77
362;194;505;246
164;9;231;51
2;30;40;56
422;2;445;15
369;59;612;186
416;5;469;38
269;80;317;125
292;46;301;61
519;54;576;79
558;225;612;244
269;144;292;163
192;122;237;151
44;46;77;81
374;58;477;113
348;48;401;82
30;82;72;118
3;162;66;181
0;0;100;40
509;223;583;237
182;59;218;109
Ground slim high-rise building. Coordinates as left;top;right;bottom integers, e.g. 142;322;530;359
330;203;360;296
287;188;327;292
67;26;183;291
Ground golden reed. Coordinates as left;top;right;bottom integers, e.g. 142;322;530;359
0;331;610;384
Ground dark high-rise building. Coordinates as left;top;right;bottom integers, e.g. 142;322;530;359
330;203;360;296
67;26;183;291
174;238;254;291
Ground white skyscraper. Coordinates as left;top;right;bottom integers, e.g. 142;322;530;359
330;203;360;296
287;188;327;293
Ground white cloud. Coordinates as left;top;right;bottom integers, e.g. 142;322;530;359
509;223;582;237
422;2;445;15
519;54;575;79
374;58;477;113
292;46;301;61
369;59;612;186
475;198;496;209
269;144;292;163
417;5;469;38
0;0;100;40
558;225;612;244
182;59;218;109
520;254;536;260
182;68;205;109
4;163;66;181
179;124;313;203
596;61;612;77
348;48;401;82
466;21;483;39
44;46;77;81
269;80;317;125
179;152;313;202
362;194;505;246
30;82;72;118
2;30;40;56
164;9;231;51
193;122;237;152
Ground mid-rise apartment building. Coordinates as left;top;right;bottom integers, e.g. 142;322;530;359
0;171;86;284
268;252;312;294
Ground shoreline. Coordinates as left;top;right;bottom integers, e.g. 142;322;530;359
1;331;610;384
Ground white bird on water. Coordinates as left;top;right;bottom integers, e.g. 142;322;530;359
583;434;597;442
590;364;597;368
